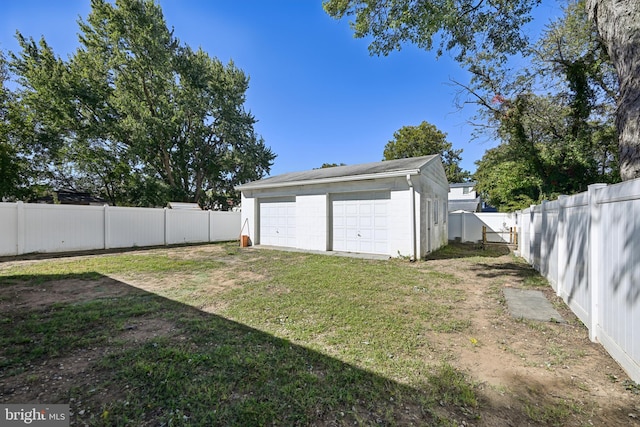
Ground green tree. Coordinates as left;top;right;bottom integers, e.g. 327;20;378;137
9;0;274;207
323;0;539;61
7;36;74;197
0;49;43;201
0;51;17;200
468;1;619;211
383;121;470;183
317;162;347;168
324;0;640;181
0;62;29;201
474;144;541;211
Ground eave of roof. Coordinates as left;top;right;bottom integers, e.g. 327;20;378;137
237;168;423;191
449;181;477;188
236;155;439;191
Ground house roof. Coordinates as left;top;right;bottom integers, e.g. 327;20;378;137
448;197;482;212
449;181;477;188
236;155;441;191
33;189;108;206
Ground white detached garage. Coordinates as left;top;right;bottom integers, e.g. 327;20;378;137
236;155;449;259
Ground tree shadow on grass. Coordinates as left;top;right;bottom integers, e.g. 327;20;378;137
468;261;550;287
0;273;461;426
0;270;632;426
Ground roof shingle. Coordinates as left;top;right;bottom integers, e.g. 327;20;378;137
237;155;439;190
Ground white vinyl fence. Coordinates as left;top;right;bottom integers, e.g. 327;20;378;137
517;181;640;383
0;202;241;257
448;212;517;243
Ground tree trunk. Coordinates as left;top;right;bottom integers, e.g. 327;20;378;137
587;0;640;180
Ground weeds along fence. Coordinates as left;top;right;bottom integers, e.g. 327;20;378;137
517;181;640;383
0;202;241;257
448;212;517;244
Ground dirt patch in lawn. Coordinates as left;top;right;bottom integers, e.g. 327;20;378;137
0;243;638;426
421;248;640;426
0;277;143;312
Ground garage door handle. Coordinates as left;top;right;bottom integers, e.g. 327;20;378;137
357;232;361;237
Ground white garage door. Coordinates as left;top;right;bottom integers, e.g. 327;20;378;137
259;197;296;247
332;192;390;254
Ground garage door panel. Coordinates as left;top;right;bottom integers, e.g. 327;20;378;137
360;216;372;227
375;204;387;214
375;229;388;239
346;237;358;252
359;242;373;253
346;217;358;227
373;216;388;229
374;241;387;253
332;191;390;255
345;204;358;215
359;203;372;215
359;229;373;239
260;198;296;247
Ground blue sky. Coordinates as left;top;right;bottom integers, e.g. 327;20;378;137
1;0;562;177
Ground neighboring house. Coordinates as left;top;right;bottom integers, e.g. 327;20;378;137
236;155;449;259
33;189;108;206
448;181;481;212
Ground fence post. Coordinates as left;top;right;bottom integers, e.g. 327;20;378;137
588;183;607;342
164;207;169;246
16;201;25;255
208;210;212;242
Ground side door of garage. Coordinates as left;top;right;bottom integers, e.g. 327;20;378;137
331;191;390;255
259;197;296;247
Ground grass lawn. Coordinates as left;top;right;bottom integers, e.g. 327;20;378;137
1;243;636;426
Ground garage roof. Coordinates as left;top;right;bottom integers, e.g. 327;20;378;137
237;155;440;190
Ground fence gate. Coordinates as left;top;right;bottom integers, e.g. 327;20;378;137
482;226;518;245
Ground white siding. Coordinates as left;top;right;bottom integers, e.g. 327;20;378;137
240;193;257;244
388;190;413;257
448;185;476;199
238;157;449;258
296;194;328;251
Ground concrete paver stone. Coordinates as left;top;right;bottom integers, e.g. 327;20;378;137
503;288;565;323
